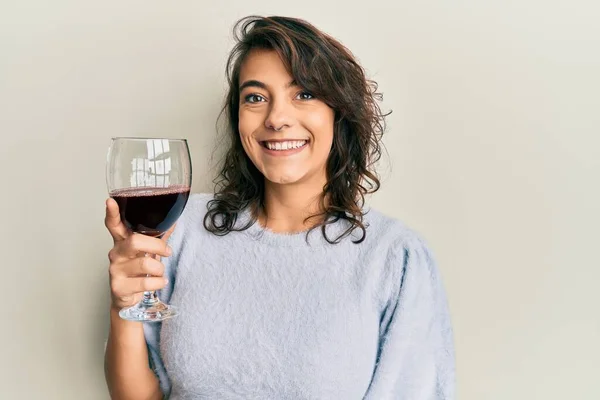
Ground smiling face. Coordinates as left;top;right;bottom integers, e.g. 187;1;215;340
238;49;335;187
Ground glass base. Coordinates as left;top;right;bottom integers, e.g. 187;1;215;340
119;301;178;322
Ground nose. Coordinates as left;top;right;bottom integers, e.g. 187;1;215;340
264;98;294;131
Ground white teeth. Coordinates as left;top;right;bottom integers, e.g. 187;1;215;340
264;140;307;151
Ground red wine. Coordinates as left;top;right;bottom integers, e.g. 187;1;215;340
110;185;191;237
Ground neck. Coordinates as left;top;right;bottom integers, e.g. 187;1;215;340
257;179;328;234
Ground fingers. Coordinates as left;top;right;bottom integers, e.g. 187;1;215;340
105;197;177;309
162;223;177;243
111;276;169;299
105;198;129;241
111;233;172;260
111;256;165;278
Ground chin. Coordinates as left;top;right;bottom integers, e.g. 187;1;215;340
263;170;306;185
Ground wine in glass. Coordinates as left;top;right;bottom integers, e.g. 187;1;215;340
106;137;192;322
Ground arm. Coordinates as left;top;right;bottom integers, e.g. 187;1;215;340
363;234;456;400
103;198;179;400
104;309;162;400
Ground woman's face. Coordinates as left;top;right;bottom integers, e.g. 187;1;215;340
238;49;335;187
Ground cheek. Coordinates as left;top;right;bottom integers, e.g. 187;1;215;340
238;110;262;150
238;111;254;139
306;108;335;147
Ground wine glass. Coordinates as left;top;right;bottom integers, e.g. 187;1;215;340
106;137;192;322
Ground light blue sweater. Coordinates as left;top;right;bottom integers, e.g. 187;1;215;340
144;193;455;399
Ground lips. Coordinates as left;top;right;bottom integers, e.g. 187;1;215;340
259;138;309;156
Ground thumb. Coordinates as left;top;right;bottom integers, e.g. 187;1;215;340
105;198;129;241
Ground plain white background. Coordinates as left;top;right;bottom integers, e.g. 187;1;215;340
1;1;598;399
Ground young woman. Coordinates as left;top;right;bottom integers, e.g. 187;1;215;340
104;16;455;400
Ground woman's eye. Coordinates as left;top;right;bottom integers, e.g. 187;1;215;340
296;91;314;100
244;94;266;103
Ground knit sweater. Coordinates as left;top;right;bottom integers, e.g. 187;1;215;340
144;193;455;399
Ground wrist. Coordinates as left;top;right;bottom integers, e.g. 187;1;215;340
110;302;125;315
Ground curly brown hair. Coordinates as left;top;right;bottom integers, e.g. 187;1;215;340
204;16;388;244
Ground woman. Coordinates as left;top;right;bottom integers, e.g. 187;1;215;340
104;16;455;400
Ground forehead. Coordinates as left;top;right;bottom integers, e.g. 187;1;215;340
239;49;293;86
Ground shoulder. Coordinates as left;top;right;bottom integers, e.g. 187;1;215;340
184;192;215;215
363;206;440;284
363;206;433;254
167;192;214;243
176;192;215;224
365;208;446;306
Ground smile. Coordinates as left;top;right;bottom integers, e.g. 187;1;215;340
260;139;309;156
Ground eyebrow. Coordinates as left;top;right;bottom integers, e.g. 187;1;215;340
239;79;298;92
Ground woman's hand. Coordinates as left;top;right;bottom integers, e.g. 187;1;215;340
104;198;175;310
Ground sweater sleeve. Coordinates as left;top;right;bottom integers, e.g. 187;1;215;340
143;194;198;399
363;233;456;400
142;233;179;399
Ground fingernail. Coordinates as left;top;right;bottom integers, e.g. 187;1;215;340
164;278;169;284
166;246;172;255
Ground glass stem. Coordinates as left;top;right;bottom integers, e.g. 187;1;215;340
142;290;159;306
